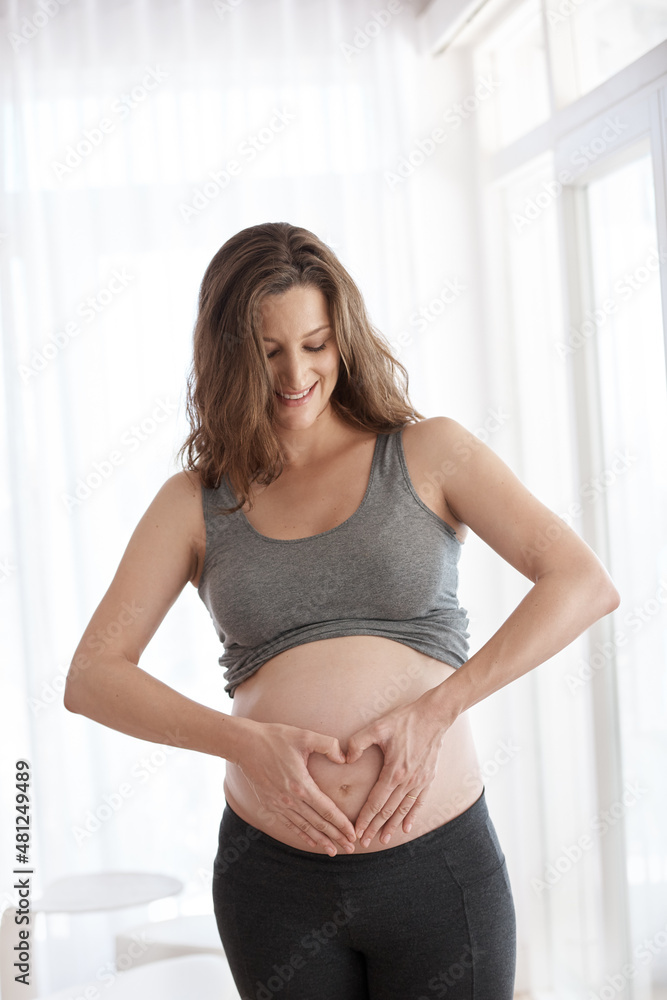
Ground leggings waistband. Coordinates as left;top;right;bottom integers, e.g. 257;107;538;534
220;787;489;871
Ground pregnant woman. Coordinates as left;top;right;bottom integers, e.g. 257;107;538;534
65;222;620;999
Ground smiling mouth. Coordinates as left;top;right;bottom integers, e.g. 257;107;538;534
275;382;316;400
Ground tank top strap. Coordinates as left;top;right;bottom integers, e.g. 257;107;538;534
365;428;405;508
201;470;239;523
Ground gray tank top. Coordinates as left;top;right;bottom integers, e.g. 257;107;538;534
197;427;470;698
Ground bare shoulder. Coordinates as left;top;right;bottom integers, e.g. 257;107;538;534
158;470;207;585
153;468;203;520
402;413;514;536
400;417;470;543
163;467;203;504
402;415;470;451
402;414;499;479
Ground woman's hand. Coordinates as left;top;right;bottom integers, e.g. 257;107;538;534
234;720;358;856
345;694;449;847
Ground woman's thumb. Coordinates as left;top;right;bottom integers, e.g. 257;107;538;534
322;737;346;763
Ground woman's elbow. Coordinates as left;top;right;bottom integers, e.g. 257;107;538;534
585;565;621;617
63;653;95;713
603;583;621;614
63;677;84;713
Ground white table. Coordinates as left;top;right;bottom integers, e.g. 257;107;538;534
1;871;184;1000
32;871;183;914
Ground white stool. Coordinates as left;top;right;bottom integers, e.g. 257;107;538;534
32;953;237;1000
114;913;225;969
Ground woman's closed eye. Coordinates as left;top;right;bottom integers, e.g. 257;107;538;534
266;344;327;359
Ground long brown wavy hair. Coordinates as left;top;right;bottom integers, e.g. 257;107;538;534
178;222;424;513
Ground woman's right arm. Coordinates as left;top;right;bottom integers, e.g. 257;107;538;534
63;471;247;757
63;471;357;855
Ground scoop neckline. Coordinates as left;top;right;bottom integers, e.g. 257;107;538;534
235;433;383;544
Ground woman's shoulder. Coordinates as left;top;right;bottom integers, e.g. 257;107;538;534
400;415;468;453
153;470;205;535
159;468;204;503
399;417;471;542
154;470;207;586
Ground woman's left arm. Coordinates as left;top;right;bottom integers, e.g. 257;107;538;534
346;416;621;846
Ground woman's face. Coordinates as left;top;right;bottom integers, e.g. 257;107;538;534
259;284;341;432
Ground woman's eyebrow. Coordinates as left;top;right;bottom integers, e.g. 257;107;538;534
262;325;331;343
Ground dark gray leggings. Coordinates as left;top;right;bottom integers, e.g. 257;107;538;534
211;787;516;1000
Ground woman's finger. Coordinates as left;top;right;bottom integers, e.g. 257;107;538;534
279;807;342;854
401;792;423;833
344;726;379;765
276;812;319;849
290;797;356;854
301;781;357;844
378;791;424;841
357;790;406;847
353;767;399;843
357;782;416;846
271;777;358;853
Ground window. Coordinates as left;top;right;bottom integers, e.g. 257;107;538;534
556;0;667;100
420;0;667;992
473;0;551;149
586;150;667;998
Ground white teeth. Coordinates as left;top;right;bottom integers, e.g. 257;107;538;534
276;384;313;400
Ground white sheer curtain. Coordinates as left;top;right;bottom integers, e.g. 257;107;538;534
0;0;540;993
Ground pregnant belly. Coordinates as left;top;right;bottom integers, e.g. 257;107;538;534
224;635;483;854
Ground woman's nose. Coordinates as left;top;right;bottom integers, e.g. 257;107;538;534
277;354;310;390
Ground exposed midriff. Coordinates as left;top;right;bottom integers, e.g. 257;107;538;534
223;633;483;855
